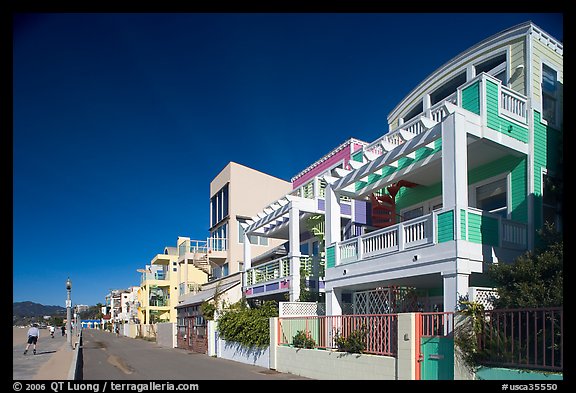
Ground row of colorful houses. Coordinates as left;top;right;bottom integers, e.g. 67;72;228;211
100;21;562;375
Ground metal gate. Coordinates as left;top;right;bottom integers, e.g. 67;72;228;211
415;312;454;380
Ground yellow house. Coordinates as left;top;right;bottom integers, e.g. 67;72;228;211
138;242;209;324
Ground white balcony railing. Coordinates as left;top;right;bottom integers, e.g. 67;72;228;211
357;73;528;168
335;208;528;265
500;84;527;124
338;214;434;264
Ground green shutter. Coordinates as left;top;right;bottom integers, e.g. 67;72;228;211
326;245;336;268
460;209;467;240
437;210;455;243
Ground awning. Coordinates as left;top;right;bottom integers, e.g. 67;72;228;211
175;281;239;308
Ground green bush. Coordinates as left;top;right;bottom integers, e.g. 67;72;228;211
334;327;367;354
292;330;316;349
216;300;278;348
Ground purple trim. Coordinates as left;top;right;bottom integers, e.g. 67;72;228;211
292;148;352;188
317;199;352;215
253;286;265;294
265;282;279;291
354;200;368;224
341;203;351;216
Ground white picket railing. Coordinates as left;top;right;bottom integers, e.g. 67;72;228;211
338;214;434;264
500;85;527;124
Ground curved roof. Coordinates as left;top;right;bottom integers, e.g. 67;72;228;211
387;21;561;124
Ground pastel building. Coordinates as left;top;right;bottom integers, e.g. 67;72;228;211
175;162;292;352
320;21;562;316
241;138;371;303
138;240;209;324
241;21;562;315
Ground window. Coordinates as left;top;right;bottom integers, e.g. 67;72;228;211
403;102;424;123
238;218;268;245
210;223;227;251
210;184;229;227
475;178;507;217
403;206;423;221
430;72;466;105
475;53;507;85
542;64;558;126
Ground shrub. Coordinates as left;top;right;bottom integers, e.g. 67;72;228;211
216;300;278;348
292;330;316;349
334;326;367;354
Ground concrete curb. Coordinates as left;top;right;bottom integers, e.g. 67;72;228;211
67;330;83;380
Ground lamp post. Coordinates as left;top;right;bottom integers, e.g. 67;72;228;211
66;277;72;348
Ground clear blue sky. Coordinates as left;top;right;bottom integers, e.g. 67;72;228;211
12;13;563;308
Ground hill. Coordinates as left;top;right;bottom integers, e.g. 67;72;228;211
13;301;66;323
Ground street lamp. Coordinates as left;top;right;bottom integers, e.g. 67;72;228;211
66;277;73;348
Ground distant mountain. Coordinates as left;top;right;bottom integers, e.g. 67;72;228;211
13;301;66;318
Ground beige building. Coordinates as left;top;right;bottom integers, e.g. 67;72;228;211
179;162;292;307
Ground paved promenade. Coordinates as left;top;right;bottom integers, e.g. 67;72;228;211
13;327;77;380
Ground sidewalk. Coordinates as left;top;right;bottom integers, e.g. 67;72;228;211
13;327;79;380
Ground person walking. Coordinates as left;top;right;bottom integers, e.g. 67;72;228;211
61;325;65;336
49;325;55;338
24;323;40;355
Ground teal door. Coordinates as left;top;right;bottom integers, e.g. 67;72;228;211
420;337;454;380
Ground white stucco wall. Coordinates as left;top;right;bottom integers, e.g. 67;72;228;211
216;337;270;369
276;346;397;380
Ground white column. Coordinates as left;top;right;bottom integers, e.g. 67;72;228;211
269;317;278;370
423;94;431;118
184;243;189;294
442;271;469;314
325;288;343;350
442;111;469;241
289;206;301;301
242;233;251;289
325;184;341;246
325;288;342;316
442;111;468;209
397;313;417;380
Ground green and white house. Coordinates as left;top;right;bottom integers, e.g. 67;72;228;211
321;21;562;316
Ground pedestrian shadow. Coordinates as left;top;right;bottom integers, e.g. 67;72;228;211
35;350;57;355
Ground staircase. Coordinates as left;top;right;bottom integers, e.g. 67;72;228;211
191;251;211;275
370;180;418;228
370;193;398;228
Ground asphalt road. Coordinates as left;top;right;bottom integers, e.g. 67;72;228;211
81;329;311;380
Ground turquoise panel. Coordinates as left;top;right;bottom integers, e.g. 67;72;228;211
476;366;563;380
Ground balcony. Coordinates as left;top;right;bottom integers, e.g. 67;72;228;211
244;255;325;298
140;269;170;286
356;73;528;176
327;207;527;268
178;237;227;263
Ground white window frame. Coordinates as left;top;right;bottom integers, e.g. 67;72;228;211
237;218;268;246
473;49;509;84
399;196;443;221
540;60;560;128
468;174;510;218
